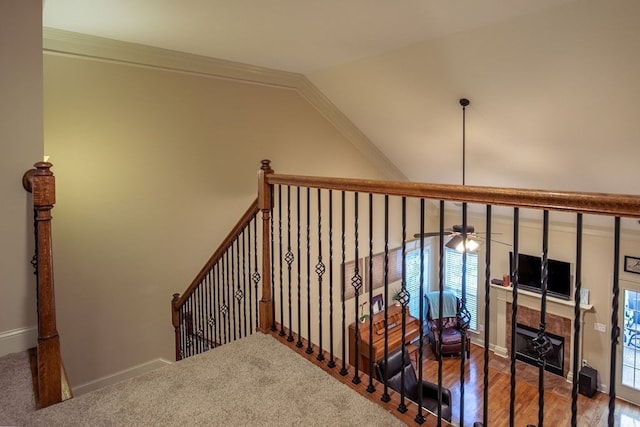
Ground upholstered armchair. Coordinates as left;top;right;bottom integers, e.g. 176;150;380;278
375;349;452;422
425;291;471;359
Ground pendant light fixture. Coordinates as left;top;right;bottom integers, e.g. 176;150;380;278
444;98;481;253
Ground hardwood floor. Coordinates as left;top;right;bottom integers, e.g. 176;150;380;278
419;342;640;426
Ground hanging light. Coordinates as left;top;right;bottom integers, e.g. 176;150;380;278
447;98;480;253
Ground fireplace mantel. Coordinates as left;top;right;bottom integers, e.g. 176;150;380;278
491;283;594;382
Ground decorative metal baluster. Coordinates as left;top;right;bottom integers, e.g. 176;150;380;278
316;188;326;362
296;187;303;349
437;200;445;425
340;190;348;377
609;217;621;427
233;240;241;339
482;205;492;427
352;192;362;384
231;242;237;341
209;269;217;348
178;305;185;360
222;251;230;345
216;262;224;345
306;187;313;355
254;215;263;332
269;187;275;332
415;198;426;425
286;186;294;343
509;208;520;427
571;213;583;427
242;228;247;338
366;193;375;394
459;202;470;426
277;186;285;337
328;189;336;369
536;210;552;427
381;195;391;403
398;196;409;413
247;221;254;335
198;278;205;352
187;297;193;357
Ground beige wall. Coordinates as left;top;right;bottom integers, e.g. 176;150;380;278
43;52;392;388
0;1;43;354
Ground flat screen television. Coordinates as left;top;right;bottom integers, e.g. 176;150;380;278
509;252;571;300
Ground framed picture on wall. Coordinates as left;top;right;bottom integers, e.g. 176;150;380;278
372;294;384;314
624;256;640;274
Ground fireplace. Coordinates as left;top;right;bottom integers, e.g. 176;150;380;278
515;323;564;376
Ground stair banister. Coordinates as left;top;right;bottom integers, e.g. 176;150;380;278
258;159;274;332
22;161;63;408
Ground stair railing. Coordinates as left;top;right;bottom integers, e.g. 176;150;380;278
176;159;640;426
22;161;63;408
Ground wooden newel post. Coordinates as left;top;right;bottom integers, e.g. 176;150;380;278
258;159;274;333
22;161;62;408
171;293;182;361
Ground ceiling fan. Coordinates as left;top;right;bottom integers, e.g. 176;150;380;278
414;98;507;252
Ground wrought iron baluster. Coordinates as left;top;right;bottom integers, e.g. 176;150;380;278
571;213;582;427
231;242;237;341
352;192;362;384
209;265;219;347
328;189;336;369
286;185;294;343
509;207;520;427
251;215;258;330
367;193;375;393
415;198;426;425
269;186;275;332
571;213;583;427
536;210;551;427
609;217;621;426
482;205;492;427
398;196;409;414
436;200;445;425
277;186;285;337
306;187;313;355
233;239;241;340
381;195;391;403
296;186;303;348
316;188;326;362
222;251;230;344
340;190;348;377
247;220;254;335
459;202;469;426
242;228;247;338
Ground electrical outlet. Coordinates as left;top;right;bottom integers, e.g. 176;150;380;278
582;359;588;367
594;322;606;333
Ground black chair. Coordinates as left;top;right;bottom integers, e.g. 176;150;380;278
375;349;452;422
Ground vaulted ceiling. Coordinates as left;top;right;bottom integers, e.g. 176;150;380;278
43;0;640;195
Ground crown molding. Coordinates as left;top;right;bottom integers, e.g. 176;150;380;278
42;28;406;181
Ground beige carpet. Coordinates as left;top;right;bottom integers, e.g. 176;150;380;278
9;334;404;426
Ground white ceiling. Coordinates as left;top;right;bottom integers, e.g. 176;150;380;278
43;1;640;195
43;0;578;74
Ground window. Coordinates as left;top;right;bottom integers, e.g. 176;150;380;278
405;246;429;319
443;247;478;331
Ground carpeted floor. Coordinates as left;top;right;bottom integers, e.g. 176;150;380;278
2;334;405;426
0;350;37;425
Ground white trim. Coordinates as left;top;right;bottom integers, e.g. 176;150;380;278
42;28;406;181
73;358;172;396
0;326;37;357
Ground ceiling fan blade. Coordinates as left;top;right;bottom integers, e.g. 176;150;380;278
414;231;453;238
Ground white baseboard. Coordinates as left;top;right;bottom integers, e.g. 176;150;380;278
0;326;37;357
73;358;172;396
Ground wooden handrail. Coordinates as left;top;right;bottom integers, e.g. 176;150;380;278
22;161;63;408
266;174;640;218
174;199;260;309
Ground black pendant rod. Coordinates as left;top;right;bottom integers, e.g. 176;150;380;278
460;98;469;186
